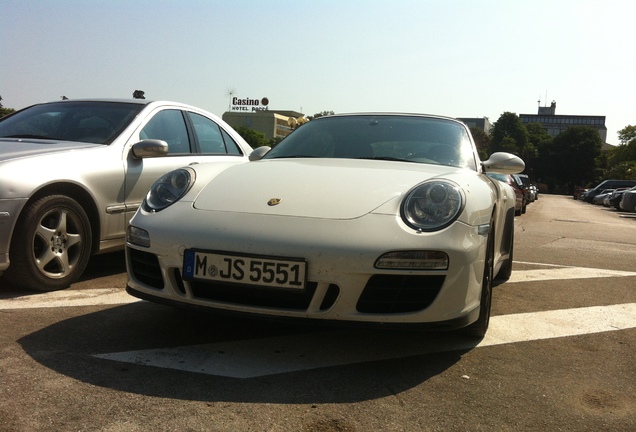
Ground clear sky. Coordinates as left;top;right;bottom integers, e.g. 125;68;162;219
1;0;634;144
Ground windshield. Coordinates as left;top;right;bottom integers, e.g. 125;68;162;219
264;115;478;170
0;101;145;144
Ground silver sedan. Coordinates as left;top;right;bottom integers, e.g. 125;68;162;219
0;99;252;291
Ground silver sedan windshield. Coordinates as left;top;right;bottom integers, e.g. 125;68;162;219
0;101;144;144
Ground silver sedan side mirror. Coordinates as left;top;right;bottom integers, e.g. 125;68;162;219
131;139;169;159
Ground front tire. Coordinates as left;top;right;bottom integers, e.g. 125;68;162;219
5;195;92;291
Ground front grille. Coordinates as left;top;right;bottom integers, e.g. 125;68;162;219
189;280;335;311
356;274;444;313
128;248;164;289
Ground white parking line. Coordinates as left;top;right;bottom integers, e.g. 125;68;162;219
507;266;636;283
94;303;636;379
0;288;139;309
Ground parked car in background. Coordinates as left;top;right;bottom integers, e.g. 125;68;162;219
0;99;253;291
126;113;525;337
620;189;636;212
573;186;588;200
606;187;634;210
580;179;636;203
593;189;615;205
488;173;526;215
513;174;536;203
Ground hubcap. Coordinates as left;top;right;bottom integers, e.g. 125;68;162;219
33;208;83;279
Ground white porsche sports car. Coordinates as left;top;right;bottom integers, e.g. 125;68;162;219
126;113;524;337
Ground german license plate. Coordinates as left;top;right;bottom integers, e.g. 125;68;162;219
183;250;306;289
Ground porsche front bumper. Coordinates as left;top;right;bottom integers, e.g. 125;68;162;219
125;203;488;327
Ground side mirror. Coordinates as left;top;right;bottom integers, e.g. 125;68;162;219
482;152;525;174
249;146;272;161
131;139;169;159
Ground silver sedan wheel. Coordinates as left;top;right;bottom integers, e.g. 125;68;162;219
6;195;92;291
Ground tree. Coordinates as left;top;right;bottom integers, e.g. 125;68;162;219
618;125;636;145
525;122;552;182
308;111;334;120
490;112;528;155
234;126;269;148
605;125;636;180
550;126;603;191
0;107;13;118
0;96;15;118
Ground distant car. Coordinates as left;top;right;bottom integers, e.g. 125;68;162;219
580;180;636;203
488;173;526;215
620;189;636;212
513;174;535;203
573;186;588;200
0;99;252;291
603;186;636;210
593;189;615;205
608;186;636;210
126;113;525;337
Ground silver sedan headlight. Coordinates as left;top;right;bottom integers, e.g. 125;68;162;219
401;180;464;231
142;167;195;212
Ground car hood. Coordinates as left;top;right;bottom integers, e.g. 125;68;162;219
0;138;100;162
193;158;460;219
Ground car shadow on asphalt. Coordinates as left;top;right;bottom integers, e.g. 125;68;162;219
78;250;127;281
18;301;478;404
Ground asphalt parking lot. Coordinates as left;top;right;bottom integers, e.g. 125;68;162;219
1;194;635;431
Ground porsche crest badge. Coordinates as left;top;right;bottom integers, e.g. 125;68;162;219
267;198;282;206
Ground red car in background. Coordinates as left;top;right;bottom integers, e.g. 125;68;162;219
488;173;526;215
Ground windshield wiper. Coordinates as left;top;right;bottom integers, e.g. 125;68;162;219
358;156;414;163
269;155;318;159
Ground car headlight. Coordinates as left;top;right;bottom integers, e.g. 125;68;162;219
142;167;195;212
401;180;464;231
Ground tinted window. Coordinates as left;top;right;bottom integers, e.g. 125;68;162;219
189;113;226;154
187;113;244;155
221;129;243;155
140;110;190;154
0;101;144;144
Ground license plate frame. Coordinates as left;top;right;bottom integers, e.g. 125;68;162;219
182;249;307;290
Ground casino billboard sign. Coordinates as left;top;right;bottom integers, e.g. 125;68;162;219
231;96;269;112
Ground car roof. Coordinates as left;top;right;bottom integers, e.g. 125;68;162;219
37;98;153;106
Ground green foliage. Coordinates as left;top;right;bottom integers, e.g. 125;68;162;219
0;107;15;118
605;125;636;180
550;126;603;189
234;126;269;148
490;112;528;155
607;140;636;166
618;125;636;145
469;127;490;160
309;111;334;120
605;161;636;180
